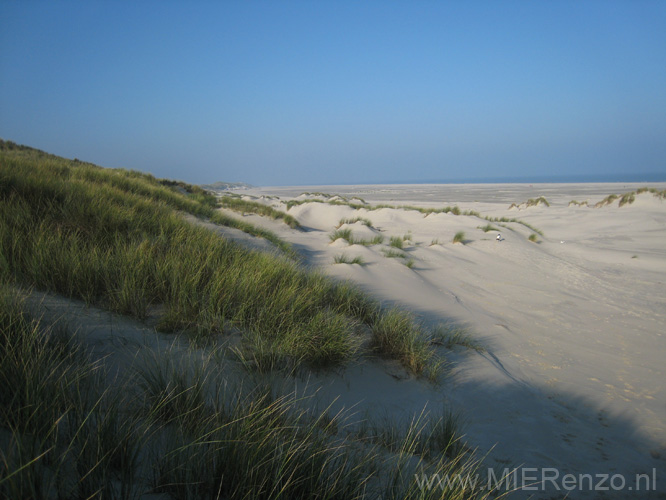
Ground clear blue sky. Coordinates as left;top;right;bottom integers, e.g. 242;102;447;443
1;1;665;185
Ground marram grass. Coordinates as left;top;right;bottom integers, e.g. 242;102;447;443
0;289;492;500
218;194;302;229
0;140;441;376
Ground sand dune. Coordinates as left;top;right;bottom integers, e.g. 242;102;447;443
219;183;666;498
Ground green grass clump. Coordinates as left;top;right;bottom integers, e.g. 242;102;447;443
389;236;404;249
595;188;666;208
482;215;544;236
366;234;385;245
568;200;588;207
528;196;549;207
431;323;484;352
595;194;619;208
330;229;383;246
334;254;366;265
337;216;374;228
218;194;301;229
452;231;465;244
405;259;416;269
618;192;635;207
528;233;538;243
509;196;549;209
478;224;498;233
209;210;297;257
355;405;464;459
329;227;354;243
370;309;440;379
382;248;407;259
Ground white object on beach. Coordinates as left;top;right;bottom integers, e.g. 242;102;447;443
496;233;502;241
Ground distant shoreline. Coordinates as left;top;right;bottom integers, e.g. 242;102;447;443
251;174;666;188
245;181;666;205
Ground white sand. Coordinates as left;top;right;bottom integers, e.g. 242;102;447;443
224;182;666;498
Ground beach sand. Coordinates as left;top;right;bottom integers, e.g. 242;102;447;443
220;182;666;498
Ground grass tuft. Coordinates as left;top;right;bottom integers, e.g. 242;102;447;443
218;194;301;229
330;227;354;243
370;309;441;379
337;216;374;228
382;248;407;259
568;200;588;207
595;194;619;208
509;196;550;209
329;229;383;246
452;231;465;244
478;224;498;233
431;323;485;352
334;254;366;265
389;236;404;249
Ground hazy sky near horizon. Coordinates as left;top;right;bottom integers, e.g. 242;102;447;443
1;1;665;186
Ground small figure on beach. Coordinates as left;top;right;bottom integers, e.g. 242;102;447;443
496;233;502;242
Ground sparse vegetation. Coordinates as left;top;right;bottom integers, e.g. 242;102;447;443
210;210;297;256
218;194;301;228
568;200;588;207
595;194;619;207
329;229;383;246
299;191;334;198
354;405;464;459
334;254;366;265
482;215;544;236
431;323;485;352
430;238;440;246
370;309;441;379
452;231;466;244
529;196;550;207
509;196;550;209
528;234;538;243
405;259;416;269
286;196;544;238
330;228;354;243
619;192;636;207
389;236;404;249
382;248;407;259
337;216;374;228
287;197;465;216
478;224;499;233
594;187;666;208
